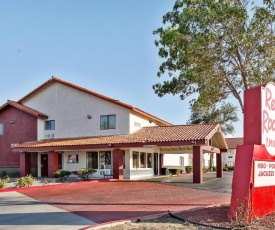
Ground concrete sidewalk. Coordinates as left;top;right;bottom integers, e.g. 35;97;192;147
0;191;95;230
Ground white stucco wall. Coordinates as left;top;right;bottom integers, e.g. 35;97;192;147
23;82;132;139
203;153;217;167
223;149;236;167
129;113;158;134
163;154;189;167
37;119;45;140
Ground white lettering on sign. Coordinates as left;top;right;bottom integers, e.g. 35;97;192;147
261;83;275;156
11;143;19;148
254;160;275;187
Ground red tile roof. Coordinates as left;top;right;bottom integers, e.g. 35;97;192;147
0;100;48;119
225;138;243;149
17;76;172;126
14;124;227;151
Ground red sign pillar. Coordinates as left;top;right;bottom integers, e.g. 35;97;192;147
230;83;275;221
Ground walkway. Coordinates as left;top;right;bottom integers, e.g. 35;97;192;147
0;177;232;229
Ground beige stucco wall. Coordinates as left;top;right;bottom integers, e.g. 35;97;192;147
24;82;160;140
23;82;131;139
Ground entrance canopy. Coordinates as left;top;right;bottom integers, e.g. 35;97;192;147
13;124;227;152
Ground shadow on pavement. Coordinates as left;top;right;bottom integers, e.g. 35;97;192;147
139;171;233;194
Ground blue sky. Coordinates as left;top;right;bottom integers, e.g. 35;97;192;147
0;0;243;137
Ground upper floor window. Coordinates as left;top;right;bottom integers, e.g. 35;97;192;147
0;123;3;135
45;120;55;130
100;115;116;130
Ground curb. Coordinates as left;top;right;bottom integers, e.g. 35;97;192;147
0;178;117;193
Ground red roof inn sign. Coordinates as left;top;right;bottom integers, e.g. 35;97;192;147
262;83;275;155
230;82;275;222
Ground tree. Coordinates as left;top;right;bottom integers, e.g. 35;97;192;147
187;102;239;135
153;0;275;113
187;102;238;169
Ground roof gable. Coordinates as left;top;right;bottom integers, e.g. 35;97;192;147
225;137;243;149
17;76;171;126
0;100;48;119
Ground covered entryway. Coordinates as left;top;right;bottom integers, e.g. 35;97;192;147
14;124;227;183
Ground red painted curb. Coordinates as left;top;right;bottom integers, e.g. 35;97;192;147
0;179;117;193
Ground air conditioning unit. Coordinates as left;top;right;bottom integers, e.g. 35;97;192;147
45;134;54;139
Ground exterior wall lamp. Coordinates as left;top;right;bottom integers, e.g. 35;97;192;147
87;115;92;119
9;120;15;124
108;143;112;147
191;140;196;145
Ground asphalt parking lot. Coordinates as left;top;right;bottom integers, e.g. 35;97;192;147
0;172;233;229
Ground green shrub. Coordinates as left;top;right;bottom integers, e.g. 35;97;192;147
203;168;209;173
54;170;71;181
185;166;193;173
0;171;8;179
0;177;10;189
228;166;234;171
15;175;36;187
223;166;228;171
212;166;217;171
72;168;97;181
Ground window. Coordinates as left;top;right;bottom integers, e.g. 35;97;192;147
228;156;233;158
133;152;138;168
68;154;78;163
228;149;234;155
99;151;111;169
58;153;62;169
180;156;184;166
140;152;146;168
147;153;152;168
0;123;3;135
87;152;99;169
45;120;55;130
100;115;116;130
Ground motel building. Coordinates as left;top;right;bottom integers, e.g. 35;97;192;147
0;77;228;183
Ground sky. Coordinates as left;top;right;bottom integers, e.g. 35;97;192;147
0;0;243;137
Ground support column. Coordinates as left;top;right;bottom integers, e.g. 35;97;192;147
193;146;203;183
20;152;31;176
159;154;163;175
113;149;124;180
217;149;226;178
48;151;59;178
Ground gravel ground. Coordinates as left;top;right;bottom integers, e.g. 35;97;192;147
96;205;275;230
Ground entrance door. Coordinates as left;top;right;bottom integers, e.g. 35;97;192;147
41;154;48;177
154;153;158;175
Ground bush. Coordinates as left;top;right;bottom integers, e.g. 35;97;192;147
0;177;10;189
223;166;228;171
185;166;193;173
0;171;8;179
54;170;71;181
72;168;97;181
228;166;234;171
203;168;209;173
15;175;36;187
